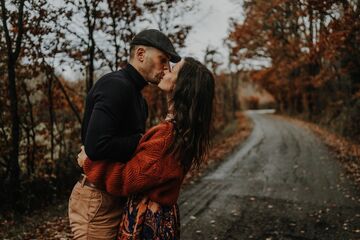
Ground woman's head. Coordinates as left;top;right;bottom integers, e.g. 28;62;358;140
161;57;215;171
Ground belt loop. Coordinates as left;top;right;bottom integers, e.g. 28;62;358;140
80;173;86;187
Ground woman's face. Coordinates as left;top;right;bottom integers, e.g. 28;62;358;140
158;59;185;92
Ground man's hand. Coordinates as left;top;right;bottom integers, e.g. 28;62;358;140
77;146;88;168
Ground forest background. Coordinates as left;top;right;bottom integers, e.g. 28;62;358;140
0;0;359;218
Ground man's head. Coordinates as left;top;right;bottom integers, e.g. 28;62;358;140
129;29;180;85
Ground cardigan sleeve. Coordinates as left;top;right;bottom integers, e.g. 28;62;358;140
88;123;180;198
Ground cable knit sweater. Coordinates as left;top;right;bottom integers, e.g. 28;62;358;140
83;121;185;206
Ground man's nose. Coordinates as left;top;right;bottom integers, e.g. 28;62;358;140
163;62;171;72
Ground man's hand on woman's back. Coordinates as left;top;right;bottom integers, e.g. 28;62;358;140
77;146;88;168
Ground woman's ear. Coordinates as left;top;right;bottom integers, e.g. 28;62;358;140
135;47;146;62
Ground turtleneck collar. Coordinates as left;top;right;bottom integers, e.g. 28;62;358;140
123;63;148;91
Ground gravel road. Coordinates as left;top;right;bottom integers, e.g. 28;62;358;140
179;111;360;240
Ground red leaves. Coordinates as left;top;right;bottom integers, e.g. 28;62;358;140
226;0;360;129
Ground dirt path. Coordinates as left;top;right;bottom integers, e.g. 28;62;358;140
179;111;360;240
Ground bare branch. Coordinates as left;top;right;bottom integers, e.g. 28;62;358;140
0;0;13;54
14;0;25;59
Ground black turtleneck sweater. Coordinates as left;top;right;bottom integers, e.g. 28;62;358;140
81;64;148;162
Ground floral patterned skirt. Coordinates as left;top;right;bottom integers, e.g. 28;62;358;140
117;195;180;240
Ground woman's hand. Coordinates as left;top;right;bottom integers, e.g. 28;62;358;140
77;146;88;168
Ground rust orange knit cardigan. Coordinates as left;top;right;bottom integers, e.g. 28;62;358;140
83;121;185;206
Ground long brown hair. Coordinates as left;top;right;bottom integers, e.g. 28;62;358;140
168;57;215;172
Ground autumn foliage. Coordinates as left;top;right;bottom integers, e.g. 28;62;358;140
227;0;360;142
0;0;239;215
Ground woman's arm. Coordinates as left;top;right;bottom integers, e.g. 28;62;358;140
82;122;180;197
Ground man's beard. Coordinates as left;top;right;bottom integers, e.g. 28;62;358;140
148;72;164;85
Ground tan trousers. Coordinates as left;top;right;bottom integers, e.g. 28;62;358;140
68;181;125;240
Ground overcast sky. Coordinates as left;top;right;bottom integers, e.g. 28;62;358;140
61;0;244;80
180;0;243;64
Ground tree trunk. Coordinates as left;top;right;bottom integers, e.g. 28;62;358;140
84;0;95;93
46;68;55;163
21;81;36;174
302;90;309;116
87;37;95;93
7;62;20;187
108;4;119;71
231;72;239;117
1;0;25;194
309;5;314;47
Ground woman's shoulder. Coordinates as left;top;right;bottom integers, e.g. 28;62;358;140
142;121;174;141
153;121;174;133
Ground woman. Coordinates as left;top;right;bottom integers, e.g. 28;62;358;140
77;57;214;239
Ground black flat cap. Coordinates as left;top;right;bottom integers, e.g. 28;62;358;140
130;29;181;63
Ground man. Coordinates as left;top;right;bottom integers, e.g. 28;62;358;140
68;29;180;239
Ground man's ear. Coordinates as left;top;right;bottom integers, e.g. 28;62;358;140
135;47;146;62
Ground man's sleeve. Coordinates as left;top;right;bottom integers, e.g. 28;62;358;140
84;77;141;162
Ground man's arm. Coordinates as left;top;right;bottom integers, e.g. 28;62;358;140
84;108;141;162
84;77;142;162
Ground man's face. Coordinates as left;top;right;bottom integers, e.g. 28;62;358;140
143;47;170;85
